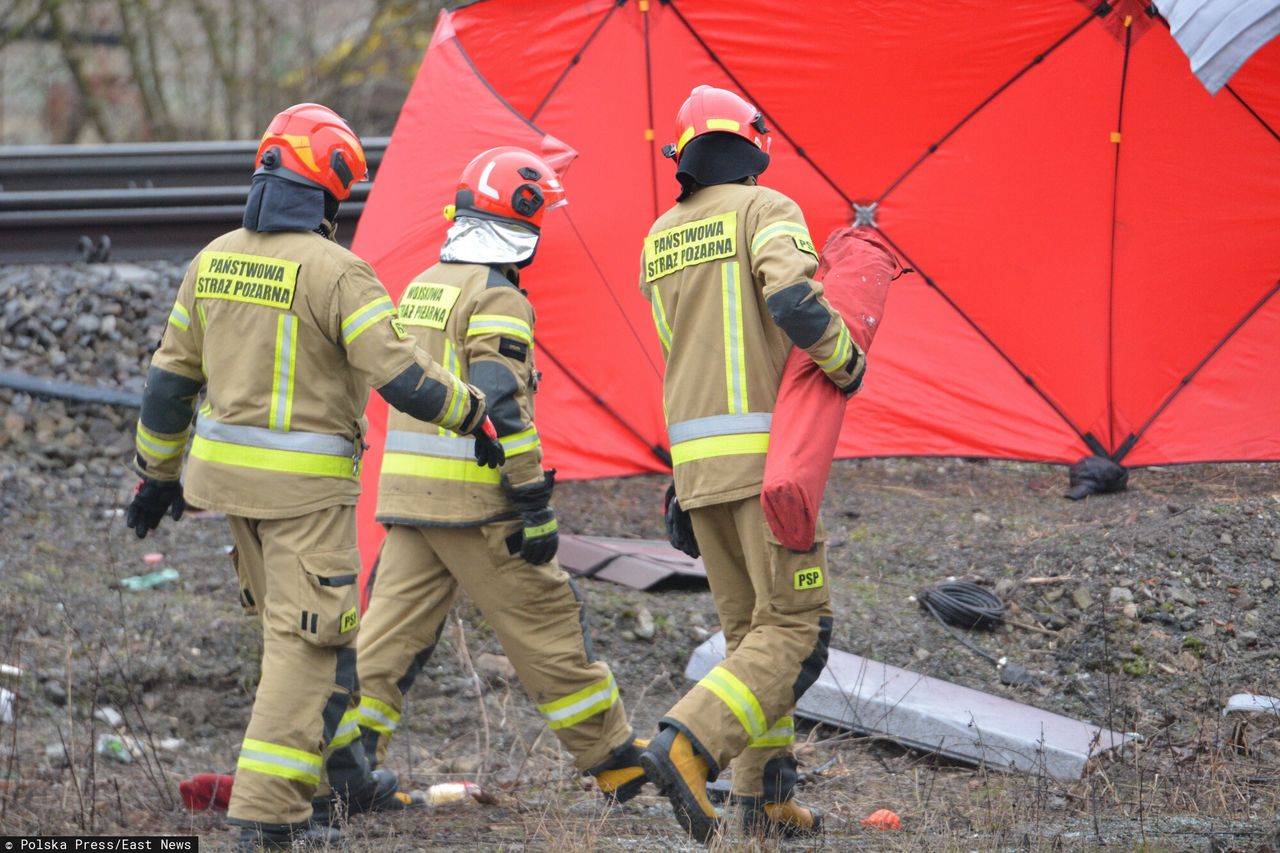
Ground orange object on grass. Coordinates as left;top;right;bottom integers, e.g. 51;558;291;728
861;808;902;830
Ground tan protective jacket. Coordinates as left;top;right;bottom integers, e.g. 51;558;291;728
377;261;544;526
639;183;864;509
136;228;475;519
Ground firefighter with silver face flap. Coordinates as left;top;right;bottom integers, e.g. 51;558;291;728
638;85;865;844
322;146;650;806
125;103;502;851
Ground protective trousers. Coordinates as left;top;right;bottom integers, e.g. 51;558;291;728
346;520;632;772
225;505;365;828
662;496;832;800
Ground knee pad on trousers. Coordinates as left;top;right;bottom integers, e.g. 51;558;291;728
762;755;799;804
791;615;832;702
292;550;362;647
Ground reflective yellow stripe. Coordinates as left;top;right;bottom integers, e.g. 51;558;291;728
169;303;191;331
670;432;769;466
751;220;811;254
196;304;207;329
440;376;469;431
525;518;558;537
190;435;356;478
236;738;322;785
439;339;460;438
538;674;619;730
329;709;362;750
705;118;741;132
467;314;533;344
355;696;400;735
500;427;540;456
381;452;502;484
268;314;297;431
650;287;672;353
342;297;396;345
676;124;696;154
748;716;795;748
699;666;766;739
722;262;747;414
814;323;852;374
135;425;187;460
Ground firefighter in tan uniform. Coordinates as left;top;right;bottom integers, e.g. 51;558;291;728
322;147;649;802
637;86;865;843
125;104;503;851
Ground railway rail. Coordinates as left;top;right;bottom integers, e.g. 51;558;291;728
0;138;389;263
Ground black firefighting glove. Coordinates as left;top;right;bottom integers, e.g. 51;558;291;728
471;416;505;469
125;477;185;539
663;482;699;558
503;470;558;565
458;386;504;468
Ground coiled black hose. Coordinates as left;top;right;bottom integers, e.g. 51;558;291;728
917;580;1007;665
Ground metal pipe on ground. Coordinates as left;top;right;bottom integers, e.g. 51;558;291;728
0;370;142;409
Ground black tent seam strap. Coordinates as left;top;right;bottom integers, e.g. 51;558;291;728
1225;83;1280;145
449;38;550;137
872;226;1094;451
562;207;664;380
1104;22;1135;456
1114;278;1280;464
530;0;625;122
876;8;1099;205
535;339;672;467
641;0;661;219
1148;10;1280;147
664;0;854;208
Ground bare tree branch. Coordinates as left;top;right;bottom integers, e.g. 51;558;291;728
44;0;114;142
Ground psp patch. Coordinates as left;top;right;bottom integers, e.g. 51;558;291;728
339;606;359;633
792;234;818;258
794;567;825;590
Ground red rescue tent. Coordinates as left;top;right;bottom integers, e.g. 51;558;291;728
353;0;1280;565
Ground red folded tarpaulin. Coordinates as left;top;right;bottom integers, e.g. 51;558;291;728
763;229;903;551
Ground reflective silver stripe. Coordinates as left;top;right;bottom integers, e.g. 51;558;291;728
238;745;322;776
384;430;474;459
668;413;773;445
356;704;398;732
195;417;353;456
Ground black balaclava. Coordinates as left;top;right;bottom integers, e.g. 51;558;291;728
675;132;771;201
242;172;334;236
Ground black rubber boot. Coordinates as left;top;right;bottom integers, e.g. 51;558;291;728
639;726;721;844
588;736;650;804
311;768;404;826
236;823;342;851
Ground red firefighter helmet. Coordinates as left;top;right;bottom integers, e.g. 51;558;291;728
663;85;771;161
451;146;567;231
255;103;367;201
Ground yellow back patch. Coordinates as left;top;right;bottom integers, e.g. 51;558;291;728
794;567;824;590
195;251;299;309
398;282;462;329
645;211;738;282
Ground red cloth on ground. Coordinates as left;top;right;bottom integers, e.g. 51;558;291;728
179;773;234;811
